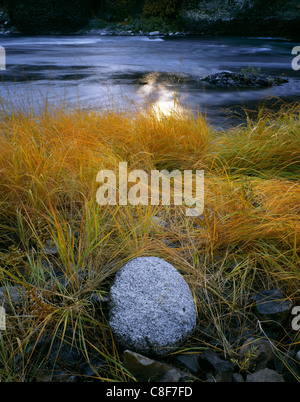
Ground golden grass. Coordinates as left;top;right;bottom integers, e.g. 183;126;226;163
0;100;299;381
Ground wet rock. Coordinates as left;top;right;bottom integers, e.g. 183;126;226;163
246;368;285;382
123;350;191;382
199;349;234;382
239;337;274;372
251;289;293;327
172;353;201;376
109;257;196;356
201;71;288;88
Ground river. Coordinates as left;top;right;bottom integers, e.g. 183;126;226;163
0;34;299;128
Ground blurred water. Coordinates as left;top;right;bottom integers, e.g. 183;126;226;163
0;34;299;128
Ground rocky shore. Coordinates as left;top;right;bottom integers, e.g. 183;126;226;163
1;252;299;382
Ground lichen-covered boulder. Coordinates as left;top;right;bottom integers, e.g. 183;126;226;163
109;257;196;356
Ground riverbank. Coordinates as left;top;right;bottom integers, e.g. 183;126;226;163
0;100;299;381
1;0;299;40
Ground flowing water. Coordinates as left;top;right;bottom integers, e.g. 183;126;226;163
0;34;299;128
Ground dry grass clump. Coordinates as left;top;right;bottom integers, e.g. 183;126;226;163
0;101;299;381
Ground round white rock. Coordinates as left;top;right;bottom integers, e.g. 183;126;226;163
109;256;197;356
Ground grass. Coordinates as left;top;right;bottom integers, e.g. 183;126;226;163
0;99;299;381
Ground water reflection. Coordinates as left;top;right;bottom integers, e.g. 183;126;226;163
136;72;186;117
0;35;299;127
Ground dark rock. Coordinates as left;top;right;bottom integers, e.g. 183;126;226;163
246;368;284;382
51;371;78;382
233;373;245;382
42;239;58;255
48;331;83;368
251;289;293;328
79;357;106;380
197;324;219;346
163;239;181;248
235;326;256;346
172;353;201;376
199;349;234;382
181;0;300;40
274;350;300;382
239;337;274;372
0;286;25;312
123;350;194;382
45;264;88;293
24;327;84;374
36;370;53;382
201;72;288;89
90;293;109;309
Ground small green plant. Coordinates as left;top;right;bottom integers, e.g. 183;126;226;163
231;346;259;374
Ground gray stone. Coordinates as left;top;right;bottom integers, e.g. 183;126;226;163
109;257;196;356
173;353;201;376
199;349;234;382
246;368;285;382
163;239;180;249
123;350;190;382
0;286;25;312
251;289;293;327
296;351;300;363
233;373;245;382
42;239;58;255
239;337;274;372
151;216;168;228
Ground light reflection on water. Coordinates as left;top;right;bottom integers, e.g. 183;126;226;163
0;34;299;127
